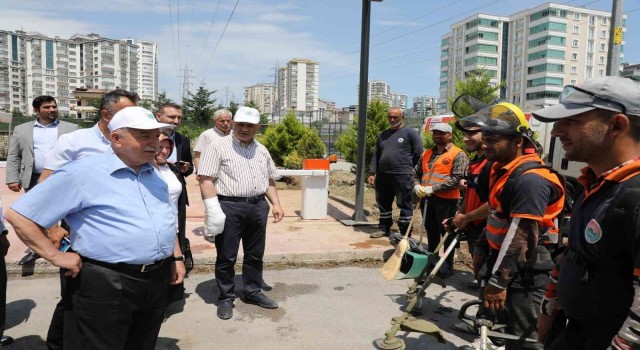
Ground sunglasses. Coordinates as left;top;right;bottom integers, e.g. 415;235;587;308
561;85;627;114
462;129;481;136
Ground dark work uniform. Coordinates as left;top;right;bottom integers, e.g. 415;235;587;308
369;127;423;234
545;162;640;350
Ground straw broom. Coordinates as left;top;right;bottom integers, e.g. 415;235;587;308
380;205;421;281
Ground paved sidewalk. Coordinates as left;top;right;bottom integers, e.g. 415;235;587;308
0;167;391;272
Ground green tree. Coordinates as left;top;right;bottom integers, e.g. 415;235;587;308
335;100;389;173
11;108;24;119
297;129;326;159
447;69;501;117
261;112;309;166
183;86;217;125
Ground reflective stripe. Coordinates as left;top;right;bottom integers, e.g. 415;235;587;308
398;217;412;223
492;218;520;275
379;212;392;218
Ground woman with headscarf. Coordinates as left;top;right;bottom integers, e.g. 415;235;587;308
156;133;191;309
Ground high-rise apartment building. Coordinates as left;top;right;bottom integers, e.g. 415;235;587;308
439;3;624;112
276;58;319;116
127;39;158;101
244;83;276;115
412;95;439;118
0;30;153;116
367;80;391;105
390;93;408;110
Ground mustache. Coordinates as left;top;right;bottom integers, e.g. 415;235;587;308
143;147;157;152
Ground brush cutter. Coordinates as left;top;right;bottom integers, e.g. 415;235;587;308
456;300;538;350
378;222;463;350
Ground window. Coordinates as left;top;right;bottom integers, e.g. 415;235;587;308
588;28;595;39
601;30;607;39
573;26;580;34
599;69;605;77
600;43;606;51
526;91;562;100
530;21;567;34
528;63;564;74
589;16;596;25
572;39;579;47
570;79;577;85
571;66;578;74
574;12;580;20
527;77;564;87
599;56;605;64
528;49;565;61
529;35;566;48
601;17;608;25
572;52;578;60
586;67;593;78
588;41;594;52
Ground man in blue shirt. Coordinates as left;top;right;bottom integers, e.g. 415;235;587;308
6;106;186;350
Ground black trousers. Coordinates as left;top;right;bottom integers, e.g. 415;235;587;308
62;261;170;350
546;316;622;350
215;199;269;302
374;173;414;234
423;196;458;268
45;269;66;350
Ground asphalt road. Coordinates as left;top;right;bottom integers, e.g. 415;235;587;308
3;267;482;350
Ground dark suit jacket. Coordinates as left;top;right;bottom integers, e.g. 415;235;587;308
167;162;188;304
174;131;193;177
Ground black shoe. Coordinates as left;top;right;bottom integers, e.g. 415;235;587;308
18;251;39;265
261;281;273;291
217;302;234;320
370;231;385;239
244;292;278;309
0;336;13;346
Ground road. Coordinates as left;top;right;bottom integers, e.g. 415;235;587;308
2;267;481;349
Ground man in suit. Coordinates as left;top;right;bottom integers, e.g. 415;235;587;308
156;103;193;177
6;95;78;192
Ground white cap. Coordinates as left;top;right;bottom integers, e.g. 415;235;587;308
431;123;452;133
108;106;175;132
234;106;260;124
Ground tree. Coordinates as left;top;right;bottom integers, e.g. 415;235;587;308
183;86;217;125
296;129;326;159
11;108;24;119
335;100;389;173
447;69;501;117
261;112;310;166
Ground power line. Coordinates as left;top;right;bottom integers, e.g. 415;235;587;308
196;0;223;65
177;0;181;71
200;0;240;77
168;0;181;90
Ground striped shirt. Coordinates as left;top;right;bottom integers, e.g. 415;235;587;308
198;135;278;197
194;127;228;153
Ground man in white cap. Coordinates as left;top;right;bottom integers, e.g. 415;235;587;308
6;106;186;350
198;106;284;320
533;76;640;350
414;122;468;276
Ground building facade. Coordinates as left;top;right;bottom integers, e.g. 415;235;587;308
439;3;624;112
244;83;276;115
0;30;153;116
412;95;439;118
127;39;158;101
276;58;319;118
390;92;408;110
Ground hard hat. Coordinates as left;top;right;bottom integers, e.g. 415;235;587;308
476;102;532;138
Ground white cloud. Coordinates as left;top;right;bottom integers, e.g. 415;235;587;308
0;10;97;38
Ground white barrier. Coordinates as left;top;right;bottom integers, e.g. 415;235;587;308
277;169;330;220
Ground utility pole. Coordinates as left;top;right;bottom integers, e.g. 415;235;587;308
180;63;193;103
606;0;624;76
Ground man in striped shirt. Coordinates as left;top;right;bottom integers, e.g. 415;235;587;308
198;106;284;320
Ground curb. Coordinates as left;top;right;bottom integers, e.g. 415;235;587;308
7;249;390;276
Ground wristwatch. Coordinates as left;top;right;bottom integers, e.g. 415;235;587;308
171;255;185;262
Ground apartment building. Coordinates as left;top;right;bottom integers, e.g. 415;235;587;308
390;92;408;110
439;3;624;112
412;95;439;118
244;83;276;115
0;30;150;116
127;39;158;101
276;58;319;117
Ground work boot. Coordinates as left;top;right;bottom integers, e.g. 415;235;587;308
244;292;278;309
217;300;234;320
370;224;390;239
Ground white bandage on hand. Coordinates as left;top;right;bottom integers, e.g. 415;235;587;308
424;186;434;196
204;197;226;241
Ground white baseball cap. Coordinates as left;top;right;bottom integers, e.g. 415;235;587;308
108;106;175;132
234;106;260;124
431;123;452;133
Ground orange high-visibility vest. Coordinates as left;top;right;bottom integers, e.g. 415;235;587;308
485;155;565;251
421;145;464;199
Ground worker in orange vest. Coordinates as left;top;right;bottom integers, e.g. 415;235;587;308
413;122;468;276
475;102;565;349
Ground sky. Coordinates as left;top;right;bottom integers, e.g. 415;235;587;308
1;0;639;108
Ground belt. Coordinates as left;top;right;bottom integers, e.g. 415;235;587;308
81;256;170;274
218;194;265;204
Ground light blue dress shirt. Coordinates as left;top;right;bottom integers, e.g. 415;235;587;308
32;119;60;173
11;151;176;264
44;123;111;170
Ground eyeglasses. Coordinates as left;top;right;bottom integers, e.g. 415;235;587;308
561;85;627;114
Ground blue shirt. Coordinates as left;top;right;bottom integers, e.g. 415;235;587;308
33;119;60;173
11;151;176;264
44;123;111;170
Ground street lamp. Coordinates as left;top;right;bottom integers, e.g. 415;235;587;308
344;0;383;225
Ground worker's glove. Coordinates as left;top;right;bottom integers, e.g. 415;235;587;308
413;185;427;198
424;186;434;196
204;197;226;241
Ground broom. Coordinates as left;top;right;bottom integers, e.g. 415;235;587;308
380;204;422;281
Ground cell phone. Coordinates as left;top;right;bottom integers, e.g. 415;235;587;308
59;237;71;252
174;161;187;167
